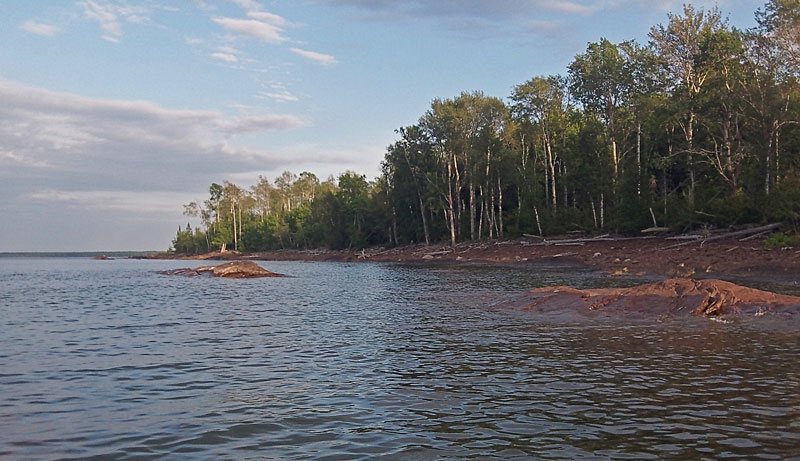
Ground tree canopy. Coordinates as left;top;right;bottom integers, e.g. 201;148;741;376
172;1;800;254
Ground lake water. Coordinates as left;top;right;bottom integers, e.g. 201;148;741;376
1;258;799;459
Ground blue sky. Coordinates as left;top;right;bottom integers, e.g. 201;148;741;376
0;0;764;251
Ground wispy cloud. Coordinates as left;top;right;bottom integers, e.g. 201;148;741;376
290;47;338;66
211;52;239;62
212;16;287;43
77;0;152;42
79;0;122;41
20;20;61;37
257;90;300;103
225;0;263;12
212;10;289;43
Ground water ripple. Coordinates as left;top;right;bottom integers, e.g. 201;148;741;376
0;258;798;459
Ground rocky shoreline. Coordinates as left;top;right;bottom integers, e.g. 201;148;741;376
145;236;800;321
139;234;800;283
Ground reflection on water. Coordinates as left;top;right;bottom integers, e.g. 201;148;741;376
0;258;798;459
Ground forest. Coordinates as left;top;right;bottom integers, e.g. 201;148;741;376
172;1;800;254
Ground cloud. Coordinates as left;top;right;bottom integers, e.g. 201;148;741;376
77;0;153;42
20;20;61;37
313;0;600;18
307;0;605;41
79;0;122;41
547;1;597;15
257;90;299;103
612;0;730;11
222;114;304;134
0;79;303;191
29;189;200;215
290;47;338;66
212;10;289;43
212;16;287;43
211;52;239;62
225;0;263;13
0;79;322;250
247;11;289;26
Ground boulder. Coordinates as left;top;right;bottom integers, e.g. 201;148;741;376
159;261;284;278
501;278;800;319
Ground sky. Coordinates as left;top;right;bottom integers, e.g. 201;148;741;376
0;0;765;251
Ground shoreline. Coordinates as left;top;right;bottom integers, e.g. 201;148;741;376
139;234;800;284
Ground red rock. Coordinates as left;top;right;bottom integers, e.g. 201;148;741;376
210;261;283;278
159;261;284;278
502;278;800;319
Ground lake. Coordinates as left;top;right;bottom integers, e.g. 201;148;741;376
1;257;798;459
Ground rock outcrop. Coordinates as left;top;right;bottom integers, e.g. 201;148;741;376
159;261;284;278
501;278;800;319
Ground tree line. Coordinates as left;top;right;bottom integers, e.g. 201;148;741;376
172;1;800;254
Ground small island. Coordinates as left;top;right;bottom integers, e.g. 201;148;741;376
159;261;285;278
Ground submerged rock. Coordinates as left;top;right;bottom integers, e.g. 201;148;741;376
501;278;800;319
159;261;284;278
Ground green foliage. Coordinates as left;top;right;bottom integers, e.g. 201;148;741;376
763;179;800;224
171;223;208;254
765;232;800;248
705;191;762;227
172;2;800;253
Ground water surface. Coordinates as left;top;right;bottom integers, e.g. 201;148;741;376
1;258;798;459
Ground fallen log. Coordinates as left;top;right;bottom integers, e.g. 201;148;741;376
641;227;671;234
424;249;453;257
522;233;545;240
665;235;703;241
739;230;773;242
660;223;781;250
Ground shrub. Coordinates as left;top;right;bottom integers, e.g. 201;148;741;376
764;232;799;249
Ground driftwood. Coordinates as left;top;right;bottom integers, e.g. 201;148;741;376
521;234;659;247
660;223;781;250
522;233;545;240
739;230;773;242
527;237;618;246
424;249;453;257
665;235;705;241
641;227;671;234
360;247;395;258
